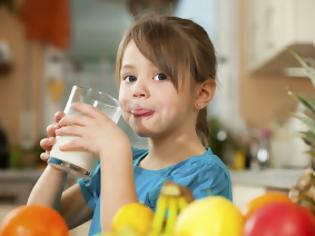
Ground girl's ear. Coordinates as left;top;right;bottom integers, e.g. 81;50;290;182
194;79;216;110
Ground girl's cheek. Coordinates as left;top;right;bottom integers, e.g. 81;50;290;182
118;86;131;104
118;97;129;111
121;112;131;124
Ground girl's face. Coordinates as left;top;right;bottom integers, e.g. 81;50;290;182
118;40;198;138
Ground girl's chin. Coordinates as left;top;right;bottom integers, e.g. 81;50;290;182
132;128;153;137
129;124;159;137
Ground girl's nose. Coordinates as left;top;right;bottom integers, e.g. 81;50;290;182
133;80;149;98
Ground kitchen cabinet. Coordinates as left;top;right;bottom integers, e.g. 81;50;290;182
247;0;315;74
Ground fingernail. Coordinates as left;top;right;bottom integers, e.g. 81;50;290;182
40;153;46;160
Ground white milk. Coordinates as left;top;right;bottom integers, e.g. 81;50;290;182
50;135;97;175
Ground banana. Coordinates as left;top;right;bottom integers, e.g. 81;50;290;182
164;197;178;236
152;194;168;235
178;196;188;212
150;182;193;236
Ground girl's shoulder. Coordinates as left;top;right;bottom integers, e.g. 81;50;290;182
166;148;231;188
167;148;232;200
171;148;227;173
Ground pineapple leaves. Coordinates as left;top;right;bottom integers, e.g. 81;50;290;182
305;150;315;159
300;131;315;149
290;50;315;87
295;114;315;132
295;95;315;116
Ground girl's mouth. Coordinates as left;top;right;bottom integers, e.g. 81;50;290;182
131;108;154;118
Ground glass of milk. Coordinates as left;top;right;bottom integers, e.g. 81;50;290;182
48;85;121;177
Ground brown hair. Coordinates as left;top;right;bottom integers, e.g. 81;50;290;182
115;15;217;147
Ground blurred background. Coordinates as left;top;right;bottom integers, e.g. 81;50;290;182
0;0;314;233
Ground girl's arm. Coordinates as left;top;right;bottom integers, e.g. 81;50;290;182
27;165;66;209
61;183;93;229
27;166;92;229
99;141;137;230
56;103;138;231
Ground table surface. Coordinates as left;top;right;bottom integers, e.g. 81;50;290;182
230;167;305;189
0;167;305;189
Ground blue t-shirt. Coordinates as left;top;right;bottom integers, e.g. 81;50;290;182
78;147;232;235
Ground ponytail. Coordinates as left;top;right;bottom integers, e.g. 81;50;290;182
196;108;209;147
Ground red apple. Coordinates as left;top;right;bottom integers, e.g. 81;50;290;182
244;202;315;236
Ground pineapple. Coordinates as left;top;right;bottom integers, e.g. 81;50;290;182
288;51;315;215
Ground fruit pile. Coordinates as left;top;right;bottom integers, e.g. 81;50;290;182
1;182;315;236
99;182;315;236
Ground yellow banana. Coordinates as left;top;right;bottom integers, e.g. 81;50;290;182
164;197;178;236
151;194;167;235
178;196;188;212
149;182;193;236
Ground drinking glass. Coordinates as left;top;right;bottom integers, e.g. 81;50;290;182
48;85;121;176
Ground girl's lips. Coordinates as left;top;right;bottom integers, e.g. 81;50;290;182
131;108;154;118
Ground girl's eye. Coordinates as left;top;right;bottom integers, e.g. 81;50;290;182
153;73;167;81
123;75;137;83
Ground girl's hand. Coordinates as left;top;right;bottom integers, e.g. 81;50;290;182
39;111;65;161
55;102;129;158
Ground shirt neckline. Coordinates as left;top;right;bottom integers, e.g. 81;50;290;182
134;148;212;172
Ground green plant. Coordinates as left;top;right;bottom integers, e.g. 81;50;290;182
288;51;315;215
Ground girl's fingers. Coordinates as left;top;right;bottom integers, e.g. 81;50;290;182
59;138;86;152
55;125;83;137
54;111;65;123
40;137;55;151
58;114;90;127
70;102;101;119
47;124;58;137
45;112;65;138
40;151;49;161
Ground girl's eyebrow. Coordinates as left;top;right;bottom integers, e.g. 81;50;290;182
121;64;134;69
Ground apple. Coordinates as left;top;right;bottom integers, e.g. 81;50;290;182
244;202;315;236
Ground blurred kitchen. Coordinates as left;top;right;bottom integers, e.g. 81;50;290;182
0;0;314;234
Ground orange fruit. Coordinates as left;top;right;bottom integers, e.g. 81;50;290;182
0;205;69;236
244;192;292;218
112;202;153;235
174;196;243;236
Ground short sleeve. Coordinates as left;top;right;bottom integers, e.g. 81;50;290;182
167;160;232;201
192;164;232;200
77;164;101;210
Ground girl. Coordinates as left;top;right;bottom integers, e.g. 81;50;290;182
28;15;232;235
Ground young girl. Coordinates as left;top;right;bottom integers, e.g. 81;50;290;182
28;15;232;235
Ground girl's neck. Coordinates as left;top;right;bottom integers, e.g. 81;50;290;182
140;128;206;170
